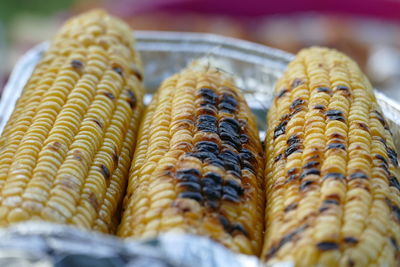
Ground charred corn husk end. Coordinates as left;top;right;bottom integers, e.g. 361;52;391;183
118;62;265;255
0;9;144;233
262;47;400;266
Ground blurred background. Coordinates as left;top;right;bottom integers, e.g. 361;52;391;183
1;0;400;98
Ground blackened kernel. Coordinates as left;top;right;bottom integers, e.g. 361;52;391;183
176;174;200;183
291;107;303;115
316;242;339;251
113;152;119;164
344;237;359;244
130;65;143;81
323;199;339;205
204;173;223;184
71;59;83;70
287;168;298;175
387;147;399;167
290;98;305;110
220;149;240;164
303;161;319;169
225;180;244;195
242;161;255;173
375;154;388;165
326;109;345;122
206;200;219;209
284;203;298;212
240;134;249;144
358;123;369;132
222;185;239;197
274;154;283;163
300;180;314;191
327;143;346;150
390;237;399;251
198;88;217;98
203;186;221;200
219;117;240;131
324;173;346;180
319;206;330;212
178;182;201;192
291;78;303;88
222;194;240;203
334;85;351;96
286;174;298;183
190;151;217;161
285;144;302;157
277;88;289;98
218;102;236;113
197;105;218;116
230;223;248;236
126;90;137;109
112;64;124;76
206;157;225;168
389;176;400;191
91;119;103;128
195;141;219;154
197;115;218;133
314;104;325;110
287;134;300;146
219;215;231;231
178;192;203;202
103;91;115;100
350;172;368;180
100;164;110;179
240;149;256;163
177;168;201;177
316;87;332;94
374;110;387;126
274;120;288;139
301;168;320;179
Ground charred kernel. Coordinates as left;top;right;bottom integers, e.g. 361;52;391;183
326;109;345;122
350;172;368;180
197;105;218;116
314;104;325;110
390;237;399;251
330;133;345;139
218;94;237;113
287;134;300;146
189;151;215;161
277;88;289;98
303;161;319;169
334;85;351;96
375;154;388;165
239;134;249;144
206;157;225;168
103;91;115;100
284;203;298;212
178;192;203;202
127;90;137;109
327;143;346;150
176;174;200;183
100;164;110;179
358;123;369;132
113;152;119;164
198;88;218;100
220;136;240;149
300;180;314;191
130;65;143;81
300;168;320;179
316;87;332;94
71;59;83;70
274;120;288;139
291;107;303;116
222;194;240;203
344;237;359;244
242;161;255;173
230;223;248;236
374;110;387;126
285;144;302;157
73;150;83;161
389;176;400;191
91;119;103;128
385;198;400;222
286;174;298;183
323;199;340;205
240;149;256;163
195;141;219;154
222;186;239;198
291;78;303;88
112;64;123;76
225;180;244;195
219;117;240;131
203;187;222;200
220;149;240;164
206;200;219;209
287;168;298;175
219;215;231;232
274;154;283;163
204;172;223;184
324;173;346;180
316;242;339;251
197;115;218;133
387;147;398;167
178;182;201;192
177;168;201;177
290;98;305;110
48;141;62;151
319;206;330;213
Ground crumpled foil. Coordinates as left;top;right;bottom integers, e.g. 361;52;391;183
0;31;399;267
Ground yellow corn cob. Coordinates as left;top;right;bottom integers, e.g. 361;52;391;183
262;47;400;266
0;10;144;233
118;63;265;255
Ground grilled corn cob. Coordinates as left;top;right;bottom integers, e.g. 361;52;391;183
262;47;400;266
0;10;144;233
118;63;265;255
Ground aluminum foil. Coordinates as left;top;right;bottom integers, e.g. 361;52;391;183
0;31;399;267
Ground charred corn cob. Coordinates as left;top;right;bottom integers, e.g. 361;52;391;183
0;10;144;233
262;47;400;266
118;63;265;255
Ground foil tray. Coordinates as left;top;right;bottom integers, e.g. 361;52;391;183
0;31;399;267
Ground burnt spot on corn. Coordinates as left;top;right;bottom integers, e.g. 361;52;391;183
334;85;351;97
72;150;83;161
195;141;219;154
326;110;345;122
287;134;300;146
220;149;241;177
300;169;320;179
284;203;298;212
344;237;359;245
330;133;346;140
178;181;201;192
265;224;308;260
240;134;249;144
389;176;400;191
91;119;103;128
130;64;143;81
349;171;368;180
48;141;62;151
300;180;314;191
314;104;325;110
88;192;100;212
387;147;399;167
277;88;289;98
327;143;346;150
374;110;389;129
358;123;369;132
285;144;302;157
197;105;218;116
288;168;298;175
111;63;124;76
323;173;346;180
218;93;238;113
324;199;340;205
316;241;339;251
274;154;283;163
385;198;400;223
176;169;201;183
303;161;319;169
291;78;304;89
290;98;305;111
219;117;241;150
375;154;388;165
178;192;204;202
71;59;84;70
218;215;248;237
274;120;288;139
390;237;399;251
100;164;110;180
103;91;115;100
127;90;137;109
316;87;332;94
286;174;299;183
197;115;218;133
